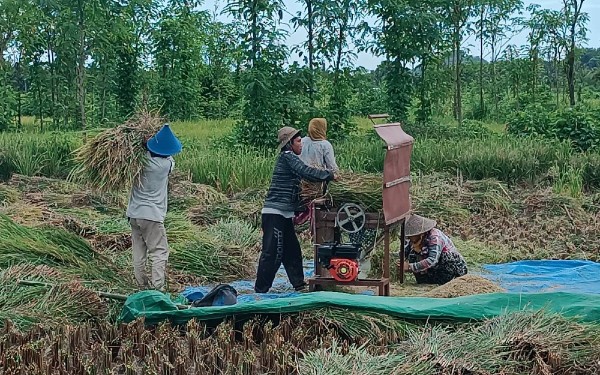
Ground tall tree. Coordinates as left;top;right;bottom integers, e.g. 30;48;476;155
485;0;523;115
154;0;209;120
225;0;288;147
447;0;476;125
562;0;587;106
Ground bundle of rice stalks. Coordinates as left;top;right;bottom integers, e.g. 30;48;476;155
0;265;108;330
0;184;19;205
70;189;127;210
299;311;600;375
229;188;266;226
165;211;199;245
189;201;231;226
423;274;505;298
410;173;470;228
0;214;129;289
0;200;52;226
461;179;514;214
90;233;132;252
168;171;228;211
298;340;410;375
300;307;415;345
169;234;256;281
206;218;261;249
301;172;383;211
7;173;75;194
69;109;165;192
482;310;600;374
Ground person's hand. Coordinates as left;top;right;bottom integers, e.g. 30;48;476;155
333;173;340;181
395;260;411;272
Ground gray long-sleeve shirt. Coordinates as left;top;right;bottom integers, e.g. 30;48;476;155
299;137;339;172
126;152;174;223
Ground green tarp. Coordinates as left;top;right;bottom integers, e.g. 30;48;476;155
119;291;600;325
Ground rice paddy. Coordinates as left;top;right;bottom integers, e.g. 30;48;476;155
1;114;600;373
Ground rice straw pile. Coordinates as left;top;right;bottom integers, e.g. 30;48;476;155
424;274;505;298
300;172;383;211
70;109;165;192
0;214;129;289
0;265;108;330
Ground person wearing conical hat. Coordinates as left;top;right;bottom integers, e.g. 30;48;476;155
126;124;182;292
254;126;339;293
397;214;467;285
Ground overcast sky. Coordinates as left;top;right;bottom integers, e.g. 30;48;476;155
201;0;600;70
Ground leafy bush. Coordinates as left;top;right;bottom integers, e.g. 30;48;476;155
505;104;553;137
553;107;600;151
507;105;600;151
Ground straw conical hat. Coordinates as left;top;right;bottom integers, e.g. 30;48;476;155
405;214;436;237
277;126;300;150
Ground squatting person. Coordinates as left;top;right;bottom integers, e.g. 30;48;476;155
126;124;182;291
398;214;468;285
254;126;338;293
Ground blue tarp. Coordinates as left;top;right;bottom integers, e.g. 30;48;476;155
481;260;600;295
119;259;600;325
182;259;600;305
181;260;376;304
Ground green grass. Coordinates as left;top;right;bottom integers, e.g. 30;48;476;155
2;116;600;194
170;118;235;140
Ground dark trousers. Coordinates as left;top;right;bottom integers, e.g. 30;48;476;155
254;214;305;293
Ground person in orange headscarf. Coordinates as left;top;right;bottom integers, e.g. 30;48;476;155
293;118;340;226
299;118;339;173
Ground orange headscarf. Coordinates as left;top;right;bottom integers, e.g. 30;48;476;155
308;118;327;141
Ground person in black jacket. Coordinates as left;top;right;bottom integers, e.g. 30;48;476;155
254;126;338;293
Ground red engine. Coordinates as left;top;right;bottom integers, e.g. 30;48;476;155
328;258;360;282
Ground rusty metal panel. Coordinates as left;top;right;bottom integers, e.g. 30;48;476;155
374;123;413;225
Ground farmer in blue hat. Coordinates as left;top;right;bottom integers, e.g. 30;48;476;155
126;124;182;291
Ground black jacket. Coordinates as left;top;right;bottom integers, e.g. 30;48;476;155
263;151;334;213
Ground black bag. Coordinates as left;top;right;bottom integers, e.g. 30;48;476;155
191;284;238;307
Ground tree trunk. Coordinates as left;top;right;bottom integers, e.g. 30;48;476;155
16;60;22;129
479;4;484;118
491;34;497;114
565;0;585;107
555;47;560;108
334;4;349;95
419;54;428;124
453;1;463;125
454;37;462;124
76;0;87;132
47;32;57;129
251;0;258;68
307;0;314;107
567;33;576;106
37;81;43;132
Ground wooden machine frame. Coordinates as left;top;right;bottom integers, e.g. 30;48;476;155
307;114;414;296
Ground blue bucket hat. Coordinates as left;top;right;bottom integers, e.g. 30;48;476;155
146;124;182;156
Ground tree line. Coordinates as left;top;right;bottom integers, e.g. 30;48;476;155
0;0;597;147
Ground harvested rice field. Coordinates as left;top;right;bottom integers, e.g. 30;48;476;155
1;168;600;374
2;114;600;374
